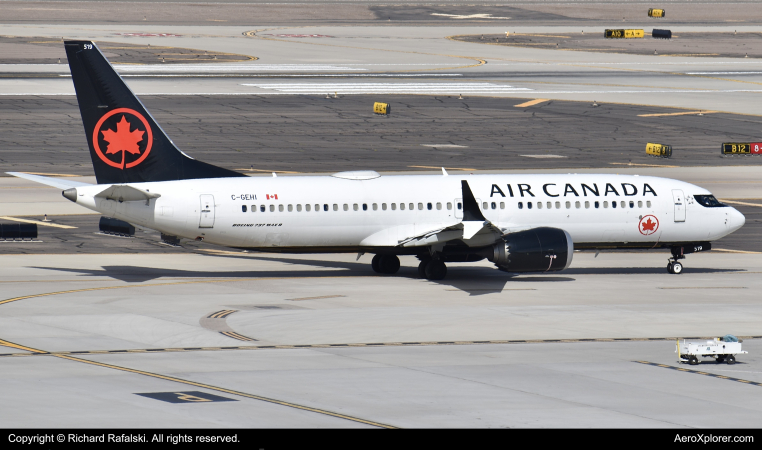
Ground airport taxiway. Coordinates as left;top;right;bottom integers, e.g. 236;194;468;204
2;1;762;428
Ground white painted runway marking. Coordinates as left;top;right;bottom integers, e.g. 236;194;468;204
241;82;532;94
113;64;367;72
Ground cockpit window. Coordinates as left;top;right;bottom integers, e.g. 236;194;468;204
694;195;727;208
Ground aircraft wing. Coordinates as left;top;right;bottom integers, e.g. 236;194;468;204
7;172;93;190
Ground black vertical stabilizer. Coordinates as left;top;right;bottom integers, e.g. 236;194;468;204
461;180;486;221
64;41;245;184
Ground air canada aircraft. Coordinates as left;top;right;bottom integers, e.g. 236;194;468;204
10;41;746;279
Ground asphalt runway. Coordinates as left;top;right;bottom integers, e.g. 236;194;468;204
2;95;762;176
455;32;762;59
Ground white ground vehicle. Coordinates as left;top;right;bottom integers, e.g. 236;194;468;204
677;335;747;365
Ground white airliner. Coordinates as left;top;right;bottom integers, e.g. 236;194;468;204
9;41;746;279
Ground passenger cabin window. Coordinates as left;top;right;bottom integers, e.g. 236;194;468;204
251;205;256;212
400;203;406;210
436;202;442;210
409;203;414;210
603;201;608;208
333;204;338;211
637;201;642;208
373;203;378;211
242;205;247;212
261;205;266;212
279;205;284;212
353;204;358;211
382;203;387;210
457;202;462;210
447;202;452;210
555;201;560;209
391;203;397;210
500;202;505;209
647;201;652;208
427;202;432;210
323;204;328;211
305;204;311;212
288;204;293;212
538;202;543;210
594;201;599;209
482;202;488;210
575;201;580;209
363;204;368;211
585;201;590;209
565;201;571;209
528;202;533;209
518;202;524;209
297;204;302;212
620;201;626;208
612;201;616;209
270;205;275;212
629;201;634;209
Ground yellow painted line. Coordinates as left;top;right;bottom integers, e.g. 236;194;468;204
638;110;718;117
408;166;475;171
720;200;762;208
287;295;346;301
17;171;82;177
53;354;395;427
0;339;47;354
0;216;77;229
514;98;550;108
712;248;762;254
235;169;301;174
659;54;720;57
510;33;571;38
0;337;392;427
659;287;746;290
609;162;678;168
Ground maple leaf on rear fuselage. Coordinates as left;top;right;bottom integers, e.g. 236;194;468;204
642;218;656;232
101;115;144;155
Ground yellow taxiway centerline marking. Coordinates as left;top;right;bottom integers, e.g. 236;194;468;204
712;248;762;254
514;98;550;108
0;216;77;229
609;162;678;168
638;110;719;117
236;168;301;174
0;338;392;428
720;200;762;208
408;165;475;171
17;171;82;177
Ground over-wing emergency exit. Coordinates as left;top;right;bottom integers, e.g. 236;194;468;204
8;41;746;279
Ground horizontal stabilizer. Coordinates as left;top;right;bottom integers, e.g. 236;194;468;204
7;172;92;190
95;184;161;203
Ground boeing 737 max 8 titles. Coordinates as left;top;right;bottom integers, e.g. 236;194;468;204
9;42;746;279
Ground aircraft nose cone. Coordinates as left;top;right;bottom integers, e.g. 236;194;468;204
730;207;745;232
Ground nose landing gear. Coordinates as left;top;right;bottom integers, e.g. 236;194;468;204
667;259;683;274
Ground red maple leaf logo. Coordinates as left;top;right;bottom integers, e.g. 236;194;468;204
101;115;144;169
641;218;656;232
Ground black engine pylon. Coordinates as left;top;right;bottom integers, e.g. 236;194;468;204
64;41;245;184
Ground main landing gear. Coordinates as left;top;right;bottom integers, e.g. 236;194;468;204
371;254;400;275
418;258;447;281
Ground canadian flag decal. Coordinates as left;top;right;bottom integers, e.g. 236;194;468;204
266;194;278;200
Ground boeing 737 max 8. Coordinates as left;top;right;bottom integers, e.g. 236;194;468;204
9;41;746;279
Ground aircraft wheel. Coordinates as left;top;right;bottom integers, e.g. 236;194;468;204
418;260;428;279
667;262;674;274
371;255;382;273
688;355;699;365
727;354;736;365
379;255;400;274
672;262;683;274
424;260;447;280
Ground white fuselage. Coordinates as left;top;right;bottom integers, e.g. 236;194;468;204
71;173;745;251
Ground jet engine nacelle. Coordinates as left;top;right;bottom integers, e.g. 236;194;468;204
489;227;574;272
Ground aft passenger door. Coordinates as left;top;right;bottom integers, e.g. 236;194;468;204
199;194;215;228
672;189;685;222
454;198;463;219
